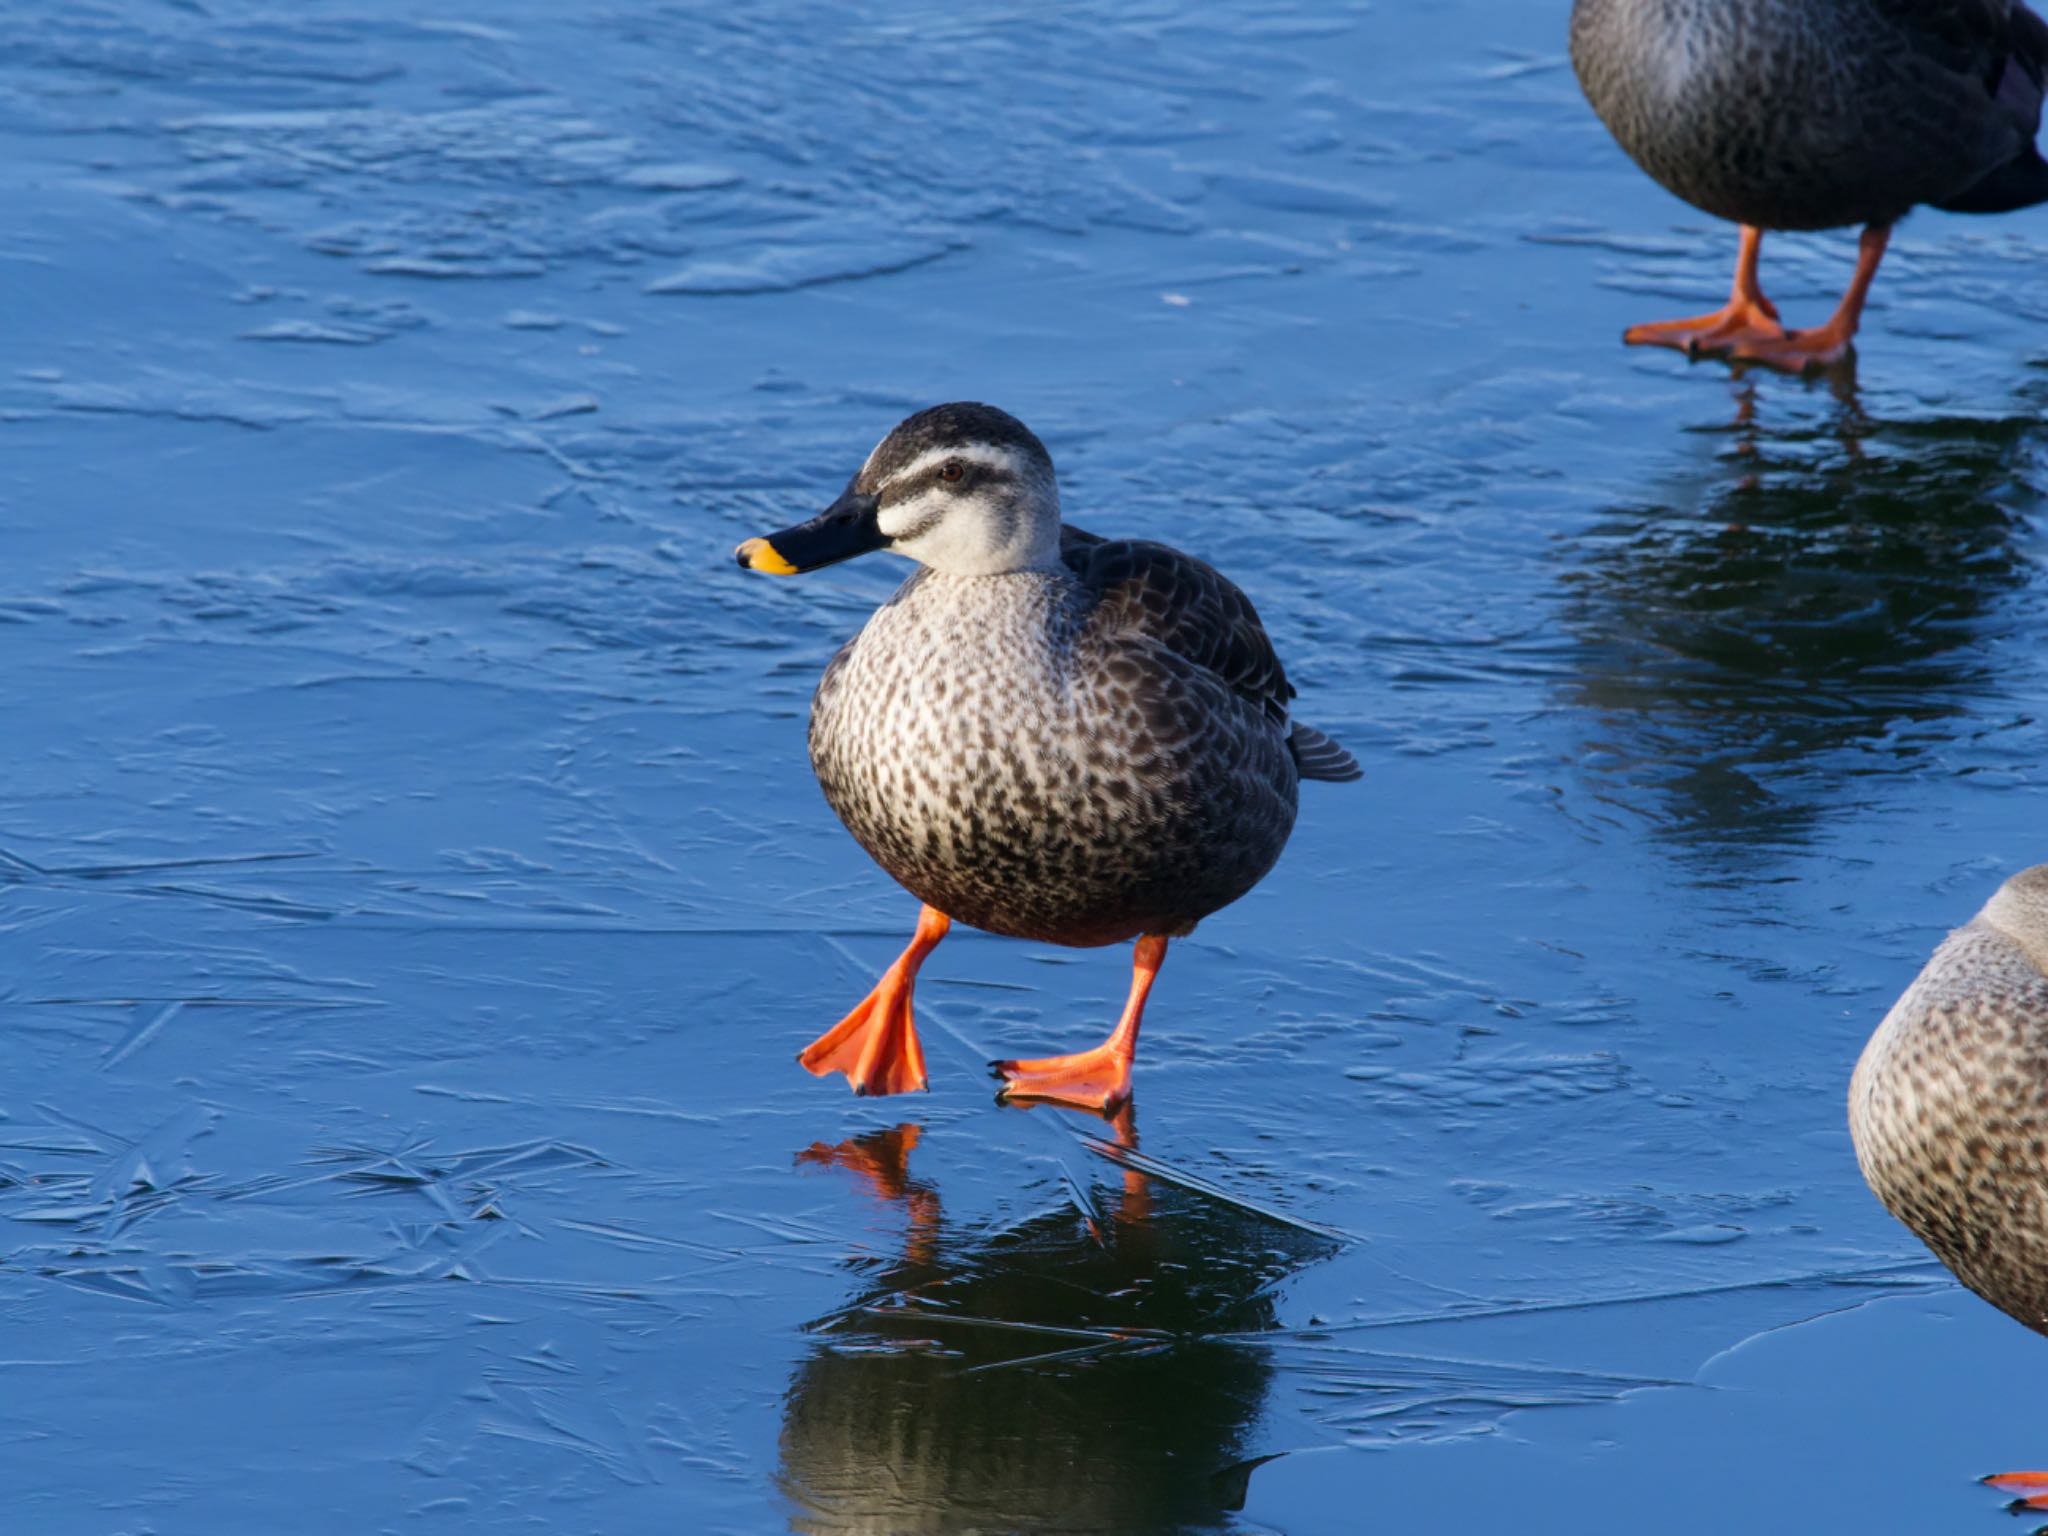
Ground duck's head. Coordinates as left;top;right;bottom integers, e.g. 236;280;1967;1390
1982;864;2048;975
736;403;1061;578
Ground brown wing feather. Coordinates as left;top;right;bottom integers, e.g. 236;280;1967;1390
1059;524;1294;723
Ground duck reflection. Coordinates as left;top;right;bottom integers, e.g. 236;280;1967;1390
1562;374;2042;856
778;1112;1328;1535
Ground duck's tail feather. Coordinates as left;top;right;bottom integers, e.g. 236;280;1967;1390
1288;722;1362;783
1935;147;2048;214
1937;8;2048;214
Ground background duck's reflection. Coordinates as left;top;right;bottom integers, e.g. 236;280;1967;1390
1561;376;2046;857
777;1118;1331;1536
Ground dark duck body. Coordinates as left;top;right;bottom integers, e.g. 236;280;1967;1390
736;403;1358;1110
1850;865;2048;1508
1570;0;2048;365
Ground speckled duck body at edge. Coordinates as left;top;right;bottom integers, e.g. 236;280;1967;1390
1570;0;2042;229
808;552;1299;949
1850;894;2048;1333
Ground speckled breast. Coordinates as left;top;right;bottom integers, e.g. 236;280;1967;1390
807;569;1299;947
1570;0;1990;230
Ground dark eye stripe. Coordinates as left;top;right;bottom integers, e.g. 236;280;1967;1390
880;458;1018;538
891;508;945;543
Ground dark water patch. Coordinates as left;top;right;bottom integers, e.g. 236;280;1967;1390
1559;382;2047;859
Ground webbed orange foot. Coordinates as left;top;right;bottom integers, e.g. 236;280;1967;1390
1723;224;1888;374
1624;295;1785;356
992;934;1166;1113
992;1039;1136;1112
1725;321;1855;373
1984;1470;2048;1512
1623;223;1783;357
798;905;948;1096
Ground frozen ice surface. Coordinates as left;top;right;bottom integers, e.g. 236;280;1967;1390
2;1;2046;1533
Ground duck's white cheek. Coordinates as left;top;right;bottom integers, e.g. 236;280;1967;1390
878;490;942;541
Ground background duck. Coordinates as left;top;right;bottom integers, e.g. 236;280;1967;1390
734;402;1359;1112
1850;864;2048;1512
1571;0;2048;367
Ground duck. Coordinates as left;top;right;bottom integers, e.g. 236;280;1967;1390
1849;864;2048;1512
1570;0;2048;368
733;402;1359;1113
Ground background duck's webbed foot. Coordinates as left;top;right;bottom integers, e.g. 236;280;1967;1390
1688;223;1888;375
1624;295;1785;356
1623;223;1785;357
1725;319;1856;372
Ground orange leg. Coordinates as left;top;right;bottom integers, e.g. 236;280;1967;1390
798;905;949;1096
1984;1470;2048;1511
1625;224;1786;355
992;934;1166;1113
1730;223;1889;371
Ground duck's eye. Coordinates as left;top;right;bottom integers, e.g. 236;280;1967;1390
938;460;964;483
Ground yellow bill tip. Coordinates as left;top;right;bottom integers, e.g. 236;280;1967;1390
735;536;798;575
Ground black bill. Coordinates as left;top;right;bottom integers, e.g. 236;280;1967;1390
734;490;885;574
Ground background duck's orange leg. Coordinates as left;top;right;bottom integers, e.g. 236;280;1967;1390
798;905;949;1095
992;934;1166;1113
1731;223;1888;371
1624;224;1786;355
